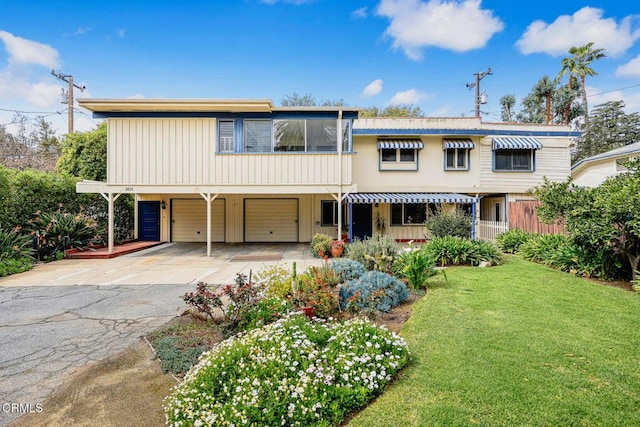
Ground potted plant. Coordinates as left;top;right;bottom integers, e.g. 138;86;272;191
330;239;345;257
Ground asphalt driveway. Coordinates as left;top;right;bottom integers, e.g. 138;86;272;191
0;242;318;426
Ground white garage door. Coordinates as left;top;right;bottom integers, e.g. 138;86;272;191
171;199;225;242
244;199;298;242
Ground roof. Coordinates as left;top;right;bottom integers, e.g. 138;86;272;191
77;98;359;114
571;141;640;172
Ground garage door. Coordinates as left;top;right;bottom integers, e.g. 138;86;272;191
244;199;298;242
171;199;225;242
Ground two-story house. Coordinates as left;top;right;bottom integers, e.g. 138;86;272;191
76;98;578;255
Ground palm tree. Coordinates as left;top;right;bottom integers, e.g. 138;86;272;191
533;76;555;124
499;94;515;122
557;42;606;128
555;56;576;125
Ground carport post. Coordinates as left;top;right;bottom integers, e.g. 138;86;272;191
199;192;218;257
100;192;121;254
472;195;478;240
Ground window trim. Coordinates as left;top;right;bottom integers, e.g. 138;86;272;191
379;148;419;171
320;200;346;227
493;149;536;172
390;203;434;226
444;147;469;171
217;119;235;153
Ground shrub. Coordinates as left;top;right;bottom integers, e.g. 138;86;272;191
329;258;366;282
496;229;534;254
423;236;503;266
237;296;292;332
346;234;400;272
255;264;294;299
152;336;207;374
424;207;472;239
394;244;437;290
0;257;35;277
28;211;103;260
164;315;410;427
519;234;571;263
310;233;333;257
0;227;34;260
340;270;409;314
291;272;339;318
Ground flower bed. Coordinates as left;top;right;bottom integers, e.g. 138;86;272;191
164;314;410;426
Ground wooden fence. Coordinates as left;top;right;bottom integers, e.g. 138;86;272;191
508;201;565;234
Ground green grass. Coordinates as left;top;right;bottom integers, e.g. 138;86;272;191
348;256;640;427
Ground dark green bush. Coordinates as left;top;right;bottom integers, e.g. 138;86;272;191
0;228;34;260
425;207;472;239
496;229;534;254
345;234;400;272
424;236;503;266
339;270;409;314
29;211;103;260
0;257;35;277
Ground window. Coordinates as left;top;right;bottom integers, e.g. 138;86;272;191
320;200;346;226
244;120;272;152
381;149;397;162
218;120;235;152
445;148;468;170
307;119;337;152
274;119;305;151
399;149;415;162
379;147;419;170
391;203;434;226
494;149;533;171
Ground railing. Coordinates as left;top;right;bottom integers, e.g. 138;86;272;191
478;220;509;242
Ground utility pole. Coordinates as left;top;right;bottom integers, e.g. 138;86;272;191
466;67;492;117
51;69;86;133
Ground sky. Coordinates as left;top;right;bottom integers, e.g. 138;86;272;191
1;0;639;135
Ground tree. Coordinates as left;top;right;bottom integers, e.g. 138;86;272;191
573;101;640;162
56;123;107;181
533;76;555;124
280;93;345;107
535;160;640;281
557;42;606;128
359;104;424;118
499;94;515;122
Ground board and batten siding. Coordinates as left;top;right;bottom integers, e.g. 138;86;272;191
479;141;571;192
109;119;214;185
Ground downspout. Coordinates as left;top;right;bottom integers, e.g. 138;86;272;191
337;110;343;240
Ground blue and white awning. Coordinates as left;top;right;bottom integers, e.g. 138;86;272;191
492;137;543;150
345;193;477;204
442;138;476;150
377;139;424;150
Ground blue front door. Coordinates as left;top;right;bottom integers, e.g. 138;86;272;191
139;201;160;241
351;204;373;241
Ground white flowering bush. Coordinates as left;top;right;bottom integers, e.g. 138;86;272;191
165;314;410;426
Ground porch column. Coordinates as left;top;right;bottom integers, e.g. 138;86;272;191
100;192;121;254
199;192;219;257
473;193;479;240
331;192;351;241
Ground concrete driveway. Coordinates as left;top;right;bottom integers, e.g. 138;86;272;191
0;243;319;426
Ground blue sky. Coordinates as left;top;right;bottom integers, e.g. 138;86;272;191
1;0;639;134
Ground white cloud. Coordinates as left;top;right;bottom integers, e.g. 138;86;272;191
516;7;640;57
429;105;451;117
26;82;62;107
116;28;127;38
388;88;429;104
73;27;91;36
127;93;147;99
362;79;383;97
0;30;59;67
376;0;504;60
616;55;640;77
351;7;368;19
587;85;640;114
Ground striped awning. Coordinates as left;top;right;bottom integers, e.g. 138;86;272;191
492;137;543;150
442;138;476;150
345;193;477;204
377;139;424;150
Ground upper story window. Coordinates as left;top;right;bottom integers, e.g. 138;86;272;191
378;139;423;171
237;118;346;153
218;120;235;152
443;138;475;171
492;137;542;172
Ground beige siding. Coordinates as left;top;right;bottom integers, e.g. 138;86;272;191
212;154;351;186
479;141;571;192
572;160;617;187
109;119;215;185
352;136;481;193
171;199;225;242
244;199;298;242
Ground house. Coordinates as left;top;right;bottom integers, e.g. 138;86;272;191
76;98;579;254
571;142;640;187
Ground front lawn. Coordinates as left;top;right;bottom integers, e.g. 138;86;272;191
349;256;640;426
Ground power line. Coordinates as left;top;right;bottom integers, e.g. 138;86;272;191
587;84;640;98
50;69;86;133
